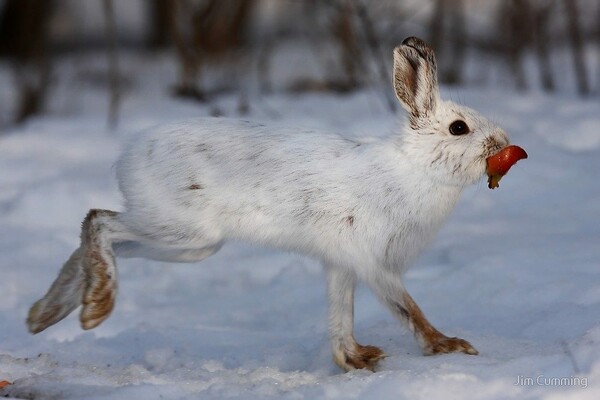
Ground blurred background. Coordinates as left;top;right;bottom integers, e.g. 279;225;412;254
0;3;599;397
0;0;598;130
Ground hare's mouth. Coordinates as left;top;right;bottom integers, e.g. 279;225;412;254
486;145;528;189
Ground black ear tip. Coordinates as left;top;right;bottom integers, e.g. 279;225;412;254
402;36;430;48
400;36;435;62
402;36;419;46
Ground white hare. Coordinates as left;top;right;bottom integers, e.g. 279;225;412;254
27;37;526;371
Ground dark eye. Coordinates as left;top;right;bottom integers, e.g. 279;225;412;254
449;120;469;136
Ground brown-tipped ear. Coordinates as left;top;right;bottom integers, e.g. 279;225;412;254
392;37;439;126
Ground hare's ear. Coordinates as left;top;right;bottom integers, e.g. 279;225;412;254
392;37;439;125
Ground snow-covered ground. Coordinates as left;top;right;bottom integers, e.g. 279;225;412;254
0;67;599;399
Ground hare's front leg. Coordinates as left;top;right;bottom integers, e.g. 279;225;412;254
372;273;478;356
327;266;386;371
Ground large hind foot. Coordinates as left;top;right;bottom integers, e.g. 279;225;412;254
423;335;478;356
79;209;120;330
333;341;386;372
27;209;125;333
27;248;85;334
79;246;117;330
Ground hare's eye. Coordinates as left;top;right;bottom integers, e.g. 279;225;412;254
449;120;469;136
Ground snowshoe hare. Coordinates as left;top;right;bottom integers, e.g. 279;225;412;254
27;37;527;372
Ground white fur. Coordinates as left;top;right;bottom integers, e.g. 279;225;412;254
117;119;460;273
28;37;510;371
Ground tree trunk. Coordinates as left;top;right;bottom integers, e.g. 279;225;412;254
168;0;203;100
332;0;363;91
428;0;446;55
443;0;466;84
532;1;555;91
563;0;589;96
354;0;396;112
147;0;173;49
498;0;532;90
0;0;54;124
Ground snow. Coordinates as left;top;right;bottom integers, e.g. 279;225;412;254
1;70;599;399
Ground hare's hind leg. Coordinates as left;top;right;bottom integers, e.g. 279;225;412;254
327;266;386;372
113;241;224;263
78;209;140;330
27;209;138;334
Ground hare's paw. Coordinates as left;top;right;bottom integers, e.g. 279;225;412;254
27;299;66;334
80;297;115;330
334;343;386;372
27;295;77;334
26;248;85;334
80;247;117;329
80;257;117;330
423;336;478;356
